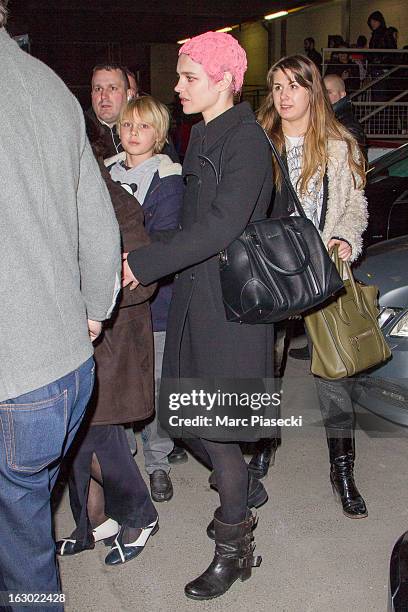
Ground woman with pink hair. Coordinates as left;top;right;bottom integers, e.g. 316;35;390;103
122;31;273;599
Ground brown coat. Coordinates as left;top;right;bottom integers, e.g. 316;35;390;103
90;165;156;425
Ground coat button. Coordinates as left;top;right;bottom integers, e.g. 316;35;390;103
175;274;179;279
200;159;206;167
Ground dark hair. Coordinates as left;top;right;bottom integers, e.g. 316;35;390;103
304;37;315;45
123;67;138;87
356;35;367;47
328;35;345;48
92;64;130;90
0;0;9;28
367;11;386;30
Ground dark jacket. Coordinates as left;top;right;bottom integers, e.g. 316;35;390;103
307;48;323;73
143;164;183;331
128;102;274;386
333;96;368;161
86;108;122;157
368;11;397;49
90;165;156;425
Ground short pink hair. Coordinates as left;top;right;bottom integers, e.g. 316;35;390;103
179;31;247;93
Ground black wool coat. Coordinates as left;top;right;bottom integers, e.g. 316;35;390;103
128;102;274;382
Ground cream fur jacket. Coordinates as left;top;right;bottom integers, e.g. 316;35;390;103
322;139;368;262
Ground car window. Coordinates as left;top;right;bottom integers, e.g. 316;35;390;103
368;144;408;182
389;157;408;178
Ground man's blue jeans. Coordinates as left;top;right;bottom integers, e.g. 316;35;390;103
0;357;95;611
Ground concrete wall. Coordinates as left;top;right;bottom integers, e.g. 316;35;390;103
150;44;179;104
234;22;268;87
285;1;344;56
233;1;346;89
349;0;408;48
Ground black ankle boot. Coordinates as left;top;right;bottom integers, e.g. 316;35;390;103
207;471;267;539
248;438;278;479
185;508;261;600
328;436;367;519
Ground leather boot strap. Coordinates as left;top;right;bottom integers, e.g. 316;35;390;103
238;554;262;568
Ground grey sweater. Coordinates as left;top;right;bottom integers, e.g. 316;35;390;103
0;29;121;402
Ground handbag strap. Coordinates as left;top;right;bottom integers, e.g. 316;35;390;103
257;123;307;219
331;246;365;315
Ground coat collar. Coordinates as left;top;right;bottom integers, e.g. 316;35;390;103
333;96;353;123
192;102;255;154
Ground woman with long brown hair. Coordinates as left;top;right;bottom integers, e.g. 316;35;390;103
259;54;368;519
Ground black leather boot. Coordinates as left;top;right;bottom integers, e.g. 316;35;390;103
389;531;408;611
168;443;188;464
288;344;310;360
207;471;267;539
248;438;278;479
185;508;261;600
328;436;368;519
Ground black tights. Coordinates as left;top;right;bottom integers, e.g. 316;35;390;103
185;438;248;524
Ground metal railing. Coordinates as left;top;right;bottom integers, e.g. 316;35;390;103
241;85;268;111
322;48;408;139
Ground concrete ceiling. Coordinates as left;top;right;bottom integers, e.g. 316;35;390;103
8;0;318;43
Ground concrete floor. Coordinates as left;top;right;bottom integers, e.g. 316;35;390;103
54;346;408;612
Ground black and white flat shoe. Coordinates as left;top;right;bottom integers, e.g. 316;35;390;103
56;518;119;556
104;518;159;566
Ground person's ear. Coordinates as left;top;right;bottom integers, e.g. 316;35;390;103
217;71;234;93
217;70;234;92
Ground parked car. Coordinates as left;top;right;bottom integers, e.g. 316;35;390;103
353;234;408;425
364;143;408;246
353;235;408;612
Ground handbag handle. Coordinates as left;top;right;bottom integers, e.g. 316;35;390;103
257;123;307;219
331;246;366;316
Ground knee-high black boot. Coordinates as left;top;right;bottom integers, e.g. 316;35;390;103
328;434;367;519
184;508;261;600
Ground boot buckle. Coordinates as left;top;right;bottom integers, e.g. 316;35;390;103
238;554;262;569
247;511;258;530
238;557;250;569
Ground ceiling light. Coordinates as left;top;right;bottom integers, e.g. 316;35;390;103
177;38;191;45
216;27;233;33
264;10;288;20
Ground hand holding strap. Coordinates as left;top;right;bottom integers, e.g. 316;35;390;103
331;246;365;316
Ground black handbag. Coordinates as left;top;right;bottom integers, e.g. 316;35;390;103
219;129;344;324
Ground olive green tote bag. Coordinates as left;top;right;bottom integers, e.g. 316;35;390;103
304;247;391;379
